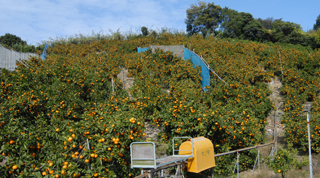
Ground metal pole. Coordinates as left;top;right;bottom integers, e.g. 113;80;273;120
4;45;6;70
275;112;278;156
122;67;124;89
112;78;114;95
212;167;214;178
252;149;259;173
86;138;92;170
270;146;275;160
258;149;260;173
237;152;239;178
307;112;313;178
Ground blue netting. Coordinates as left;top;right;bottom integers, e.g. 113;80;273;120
184;48;210;92
41;44;48;60
137;47;150;53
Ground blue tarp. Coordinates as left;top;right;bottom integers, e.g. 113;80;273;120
184;48;210;92
41;44;48;60
137;47;150;53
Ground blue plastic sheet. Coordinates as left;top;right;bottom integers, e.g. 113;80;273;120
41;44;48;60
184;48;210;92
137;47;150;53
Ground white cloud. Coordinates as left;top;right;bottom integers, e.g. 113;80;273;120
1;0;319;44
0;0;190;44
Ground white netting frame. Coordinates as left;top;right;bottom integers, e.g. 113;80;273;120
0;44;39;71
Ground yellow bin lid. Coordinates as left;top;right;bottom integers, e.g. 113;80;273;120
179;137;216;173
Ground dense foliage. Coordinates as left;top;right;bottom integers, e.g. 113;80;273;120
186;1;320;49
314;15;320;30
186;1;222;36
0;33;39;53
0;33;27;46
0;34;319;177
265;146;308;178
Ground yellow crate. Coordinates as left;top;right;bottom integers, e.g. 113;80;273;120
179;137;215;173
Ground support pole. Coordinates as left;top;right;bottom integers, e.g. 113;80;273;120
86;139;92;170
112;78;114;95
212;167;214;178
252;149;260;173
258;149;260;173
122;67;125;89
237;152;239;178
307;112;313;178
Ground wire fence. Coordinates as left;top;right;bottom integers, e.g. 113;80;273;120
0;44;39;71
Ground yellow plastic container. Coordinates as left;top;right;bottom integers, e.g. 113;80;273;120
179;137;215;173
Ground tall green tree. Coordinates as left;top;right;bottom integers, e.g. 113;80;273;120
141;26;149;36
271;20;308;45
185;1;222;36
0;33;27;46
314;14;320;30
308;29;320;49
220;8;264;41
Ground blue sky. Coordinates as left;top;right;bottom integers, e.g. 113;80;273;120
0;0;319;46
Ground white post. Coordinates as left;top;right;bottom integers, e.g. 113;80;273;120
307;112;313;178
4;45;6;70
112;78;114;95
86;139;92;170
237;152;239;178
252;149;260;173
122;67;125;89
258;149;260;173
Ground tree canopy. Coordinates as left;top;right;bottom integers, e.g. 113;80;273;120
314;14;320;30
0;33;27;46
141;26;149;36
271;20;307;45
220;8;264;41
184;2;319;49
185;1;222;36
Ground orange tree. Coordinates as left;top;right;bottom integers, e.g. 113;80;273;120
265;146;308;178
0;46;144;177
278;47;320;153
122;46;273;176
0;35;270;177
1;33;318;177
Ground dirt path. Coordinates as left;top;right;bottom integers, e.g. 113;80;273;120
238;77;320;178
266;77;285;137
238;77;285;178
